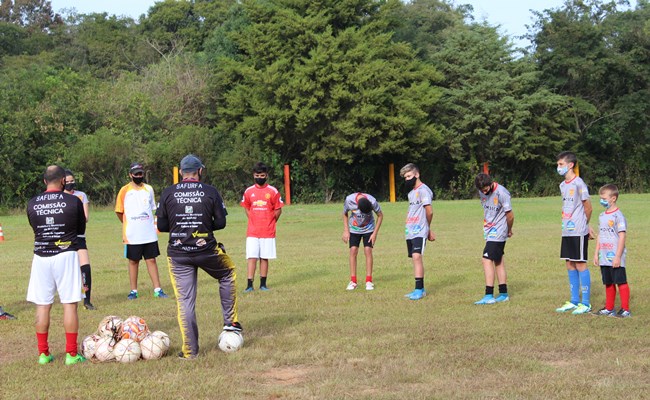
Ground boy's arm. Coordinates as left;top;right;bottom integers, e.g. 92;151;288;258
593;238;600;267
583;199;595;238
369;211;383;245
613;231;626;268
342;212;350;243
505;210;514;237
425;204;435;241
274;208;282;221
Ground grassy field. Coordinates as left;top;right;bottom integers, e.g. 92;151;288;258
1;195;650;399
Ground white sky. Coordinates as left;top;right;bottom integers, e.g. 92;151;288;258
50;1;638;47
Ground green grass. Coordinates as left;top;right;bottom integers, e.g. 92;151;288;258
2;195;650;399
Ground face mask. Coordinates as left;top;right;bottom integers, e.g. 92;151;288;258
132;176;144;185
599;199;610;208
255;177;267;186
64;183;76;191
405;177;417;189
557;166;569;176
483;187;493;196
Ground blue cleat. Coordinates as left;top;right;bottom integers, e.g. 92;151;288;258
243;287;254;293
408;289;427;300
495;294;510;303
259;286;270;291
154;289;169;298
127;290;138;300
474;295;496;305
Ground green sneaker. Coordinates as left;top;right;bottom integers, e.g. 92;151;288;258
38;353;54;365
555;301;577;313
65;353;87;365
571;303;592;315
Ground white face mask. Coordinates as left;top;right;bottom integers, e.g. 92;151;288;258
557;166;569;176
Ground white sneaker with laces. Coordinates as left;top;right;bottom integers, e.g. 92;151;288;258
346;281;357;290
365;282;374;291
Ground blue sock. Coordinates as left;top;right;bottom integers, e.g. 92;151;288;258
568;270;580;304
579;269;591;306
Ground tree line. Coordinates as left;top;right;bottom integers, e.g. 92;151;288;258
1;0;648;208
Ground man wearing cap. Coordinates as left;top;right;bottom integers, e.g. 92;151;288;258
156;154;242;359
115;163;169;300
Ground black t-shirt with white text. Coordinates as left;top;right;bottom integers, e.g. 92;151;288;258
27;190;86;257
156;180;227;257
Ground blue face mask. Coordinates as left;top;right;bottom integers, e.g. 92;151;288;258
599;199;610;208
557;166;569;176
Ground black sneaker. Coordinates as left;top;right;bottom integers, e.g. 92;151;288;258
177;351;197;360
223;322;243;332
84;302;96;311
615;309;631;318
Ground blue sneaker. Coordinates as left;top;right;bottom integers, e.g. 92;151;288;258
408;289;426;300
154;289;169;298
127;290;138;300
474;295;496;305
259;286;270;291
243;287;254;293
495;294;509;303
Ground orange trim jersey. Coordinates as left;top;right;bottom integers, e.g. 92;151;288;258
115;183;158;244
240;184;283;238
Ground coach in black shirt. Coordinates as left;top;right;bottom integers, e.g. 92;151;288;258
156;154;242;359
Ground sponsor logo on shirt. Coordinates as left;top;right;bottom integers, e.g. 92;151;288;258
253;200;268;207
191;230;209;238
185;206;193;214
55;240;72;249
196;239;206;247
46;217;54;225
606;251;615;262
566;221;576;231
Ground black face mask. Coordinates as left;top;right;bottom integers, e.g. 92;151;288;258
254;177;267;186
64;183;76;192
132;176;144;185
405;177;417;190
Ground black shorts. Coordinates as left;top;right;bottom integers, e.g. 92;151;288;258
406;237;426;258
349;233;373;248
483;241;506;262
560;235;589;262
600;266;628;285
77;236;88;250
125;242;160;261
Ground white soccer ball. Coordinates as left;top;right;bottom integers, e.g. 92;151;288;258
97;315;122;339
218;331;244;353
113;338;142;363
81;334;101;359
151;330;170;352
140;334;166;360
94;336;116;362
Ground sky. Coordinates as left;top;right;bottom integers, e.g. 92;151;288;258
49;1;638;47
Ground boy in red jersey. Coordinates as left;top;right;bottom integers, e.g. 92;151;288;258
241;162;284;292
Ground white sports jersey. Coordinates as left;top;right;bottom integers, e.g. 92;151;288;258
115;183;158;244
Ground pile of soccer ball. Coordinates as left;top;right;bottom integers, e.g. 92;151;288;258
81;315;170;363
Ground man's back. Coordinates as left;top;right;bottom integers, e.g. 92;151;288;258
27;191;85;256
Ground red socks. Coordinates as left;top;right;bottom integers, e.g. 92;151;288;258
37;332;49;356
350;276;357;284
618;283;630;311
605;284;616;310
65;332;78;356
366;276;372;283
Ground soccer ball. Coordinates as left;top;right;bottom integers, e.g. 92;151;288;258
140;334;166;360
218;331;244;353
97;315;122;339
81;334;101;359
113;339;142;363
94;336;116;362
151;330;170;353
121;316;149;342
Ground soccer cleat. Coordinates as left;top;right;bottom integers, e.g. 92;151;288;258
474;295;496;305
365;282;374;291
571;303;592;315
614;309;631;318
38;353;54;365
127;290;139;300
177;351;198;360
346;281;357;291
555;301;577;313
495;294;509;303
243;287;254;293
0;311;17;320
83;302;96;311
593;308;615;316
223;322;243;332
154;289;169;298
65;353;87;365
259;286;270;291
408;289;427;300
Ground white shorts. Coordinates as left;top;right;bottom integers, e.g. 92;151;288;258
27;252;83;305
246;237;277;260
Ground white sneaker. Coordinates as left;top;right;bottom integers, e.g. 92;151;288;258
346;281;357;290
365;282;374;291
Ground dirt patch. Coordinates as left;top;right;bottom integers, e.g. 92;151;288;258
262;365;316;386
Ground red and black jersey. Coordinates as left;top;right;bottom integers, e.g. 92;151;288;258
156;180;227;257
27;191;86;257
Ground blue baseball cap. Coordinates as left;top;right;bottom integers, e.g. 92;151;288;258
180;154;205;172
